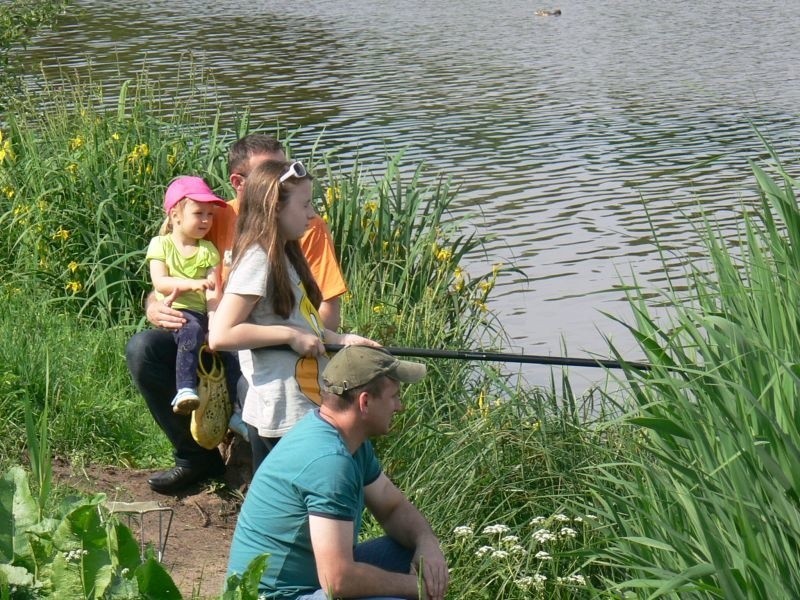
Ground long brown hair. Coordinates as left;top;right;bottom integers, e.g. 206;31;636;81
231;160;322;318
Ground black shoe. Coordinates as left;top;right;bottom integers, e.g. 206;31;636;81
147;464;225;494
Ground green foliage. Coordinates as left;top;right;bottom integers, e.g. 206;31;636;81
0;287;169;471
0;463;187;599
221;553;268;600
591;139;800;597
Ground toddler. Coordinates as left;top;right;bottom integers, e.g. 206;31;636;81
146;175;227;414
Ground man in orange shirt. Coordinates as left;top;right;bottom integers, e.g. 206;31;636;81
126;134;347;494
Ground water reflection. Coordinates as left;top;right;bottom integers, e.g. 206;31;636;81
23;0;800;374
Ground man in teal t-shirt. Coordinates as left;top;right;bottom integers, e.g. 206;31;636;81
226;346;449;600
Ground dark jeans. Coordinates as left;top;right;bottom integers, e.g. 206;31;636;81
174;309;206;391
125;328;240;470
246;423;280;474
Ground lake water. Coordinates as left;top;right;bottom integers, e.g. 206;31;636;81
24;0;800;385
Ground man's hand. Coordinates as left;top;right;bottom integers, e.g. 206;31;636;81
145;290;186;330
411;538;449;600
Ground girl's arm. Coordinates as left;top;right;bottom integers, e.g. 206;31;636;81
208;292;325;356
149;260;210;296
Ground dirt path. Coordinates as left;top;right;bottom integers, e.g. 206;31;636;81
53;450;250;599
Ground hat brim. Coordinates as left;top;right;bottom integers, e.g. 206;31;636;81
389;359;427;384
184;193;228;208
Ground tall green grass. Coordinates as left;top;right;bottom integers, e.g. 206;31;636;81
0;285;170;470
591;138;800;598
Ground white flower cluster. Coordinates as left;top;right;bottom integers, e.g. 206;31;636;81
63;549;89;562
531;516;546;525
559;526;578;538
532;528;556;544
534;550;552;560
475;545;494;557
491;549;509;559
515;573;548;590
482;524;510;535
453;525;474;538
501;534;519;545
557;573;587;586
553;513;570;522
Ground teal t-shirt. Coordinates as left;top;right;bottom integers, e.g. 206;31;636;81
227;411;381;598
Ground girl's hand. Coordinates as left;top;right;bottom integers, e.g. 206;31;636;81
187;279;211;292
289;330;326;357
337;333;382;348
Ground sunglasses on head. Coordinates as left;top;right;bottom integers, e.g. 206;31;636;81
279;161;308;183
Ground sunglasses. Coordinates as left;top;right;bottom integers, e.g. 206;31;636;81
278;161;308;183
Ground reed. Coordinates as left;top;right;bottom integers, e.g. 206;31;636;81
591;138;800;598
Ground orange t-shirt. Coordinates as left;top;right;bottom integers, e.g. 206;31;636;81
208;199;347;301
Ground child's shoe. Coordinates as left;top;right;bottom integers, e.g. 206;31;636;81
172;388;200;415
228;412;249;441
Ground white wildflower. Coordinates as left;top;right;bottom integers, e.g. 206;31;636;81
501;534;520;545
553;513;570;522
453;525;474;538
573;516;584;523
515;576;535;590
534;550;552;560
568;573;587;585
475;545;494;557
509;544;527;555
560;526;578;538
531;516;546;525
482;524;510;535
586;514;598;520
559;573;587;585
491;549;509;559
532;528;556;543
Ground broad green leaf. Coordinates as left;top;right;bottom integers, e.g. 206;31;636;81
135;557;182;599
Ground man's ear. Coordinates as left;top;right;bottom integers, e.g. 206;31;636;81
357;390;370;415
229;173;245;192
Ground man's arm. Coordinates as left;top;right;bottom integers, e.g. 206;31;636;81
309;515;421;599
301;216;346;331
317;296;341;331
365;474;449;600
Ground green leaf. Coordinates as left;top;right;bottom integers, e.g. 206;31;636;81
628;417;692;439
135;557;183;599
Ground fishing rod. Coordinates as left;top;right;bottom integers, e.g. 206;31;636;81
323;344;654;371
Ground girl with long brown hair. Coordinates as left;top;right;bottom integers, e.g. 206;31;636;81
209;160;378;471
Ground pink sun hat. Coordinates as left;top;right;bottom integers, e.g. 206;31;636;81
163;176;228;213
